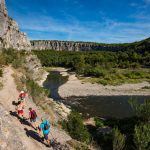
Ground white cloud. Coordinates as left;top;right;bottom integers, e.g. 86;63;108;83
15;12;150;43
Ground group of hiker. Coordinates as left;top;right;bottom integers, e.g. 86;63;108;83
15;90;51;147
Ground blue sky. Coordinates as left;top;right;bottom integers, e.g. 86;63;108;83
6;0;150;43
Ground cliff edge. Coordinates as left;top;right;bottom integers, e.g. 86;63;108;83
0;0;31;50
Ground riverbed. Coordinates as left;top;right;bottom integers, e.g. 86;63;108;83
43;70;150;118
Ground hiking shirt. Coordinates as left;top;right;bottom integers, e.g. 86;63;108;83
19;93;27;99
40;120;50;135
29;110;36;119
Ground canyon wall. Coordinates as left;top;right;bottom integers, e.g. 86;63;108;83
0;0;31;50
31;40;127;51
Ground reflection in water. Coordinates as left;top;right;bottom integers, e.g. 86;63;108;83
43;71;150;118
64;96;150;118
43;71;68;100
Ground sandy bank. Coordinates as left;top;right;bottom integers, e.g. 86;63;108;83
57;68;150;98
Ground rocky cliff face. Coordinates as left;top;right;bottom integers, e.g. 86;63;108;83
31;40;127;51
0;0;31;50
0;105;25;150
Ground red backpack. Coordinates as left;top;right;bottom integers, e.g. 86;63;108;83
30;110;37;119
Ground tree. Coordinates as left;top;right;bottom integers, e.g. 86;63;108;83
113;128;126;150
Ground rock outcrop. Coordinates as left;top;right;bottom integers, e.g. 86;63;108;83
0;0;31;50
31;40;127;51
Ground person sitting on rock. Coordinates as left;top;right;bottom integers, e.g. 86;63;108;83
38;117;51;147
28;107;38;130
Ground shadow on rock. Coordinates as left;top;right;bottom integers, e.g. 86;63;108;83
9;111;30;126
24;128;47;146
12;101;18;106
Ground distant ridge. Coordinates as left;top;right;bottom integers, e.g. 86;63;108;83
31;37;150;51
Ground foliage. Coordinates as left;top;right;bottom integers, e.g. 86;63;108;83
34;49;150;85
62;111;90;143
12;57;25;69
26;78;49;104
134;123;150;150
112;128;126;150
94;117;104;128
0;49;26;68
129;99;150;121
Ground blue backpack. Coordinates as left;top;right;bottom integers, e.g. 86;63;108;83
44;120;50;130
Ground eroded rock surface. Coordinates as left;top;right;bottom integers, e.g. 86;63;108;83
0;0;31;50
31;40;126;51
0;105;25;150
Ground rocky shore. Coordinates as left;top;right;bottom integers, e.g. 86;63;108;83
57;68;150;98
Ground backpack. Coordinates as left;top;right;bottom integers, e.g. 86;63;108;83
30;110;37;119
44;120;50;130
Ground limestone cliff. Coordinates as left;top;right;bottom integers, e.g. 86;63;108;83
31;40;127;51
0;0;31;50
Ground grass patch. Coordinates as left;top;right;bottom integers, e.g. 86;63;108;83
80;68;150;85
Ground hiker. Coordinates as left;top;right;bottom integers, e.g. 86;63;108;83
16;101;24;120
38;117;51;147
18;91;26;100
18;91;27;105
28;107;37;130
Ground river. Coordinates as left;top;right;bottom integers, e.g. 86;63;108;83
43;71;150;118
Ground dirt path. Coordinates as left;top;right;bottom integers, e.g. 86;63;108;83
0;67;71;150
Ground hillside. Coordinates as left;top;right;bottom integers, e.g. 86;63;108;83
0;66;72;150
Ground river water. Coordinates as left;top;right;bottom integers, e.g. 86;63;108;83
43;71;150;118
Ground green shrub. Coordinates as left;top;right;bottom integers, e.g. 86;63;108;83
12;58;23;69
112;128;126;150
62;111;90;143
134;123;150;150
2;49;18;64
129;99;150;121
94;117;104;128
98;79;108;85
26;79;50;104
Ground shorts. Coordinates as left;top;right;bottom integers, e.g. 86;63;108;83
30;118;36;123
44;133;49;140
18;110;24;115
